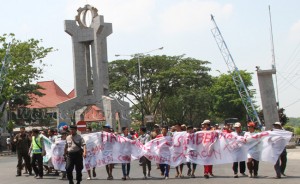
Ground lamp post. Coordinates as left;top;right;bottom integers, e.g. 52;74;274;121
115;47;163;125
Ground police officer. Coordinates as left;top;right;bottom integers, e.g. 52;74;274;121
30;128;45;179
64;125;86;184
14;126;32;176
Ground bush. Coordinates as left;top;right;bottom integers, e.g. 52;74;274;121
294;127;300;135
284;125;294;133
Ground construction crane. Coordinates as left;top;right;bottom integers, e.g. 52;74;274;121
210;15;261;126
0;44;11;110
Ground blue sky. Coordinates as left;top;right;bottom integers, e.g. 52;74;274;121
1;0;300;118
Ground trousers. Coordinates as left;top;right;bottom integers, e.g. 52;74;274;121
66;151;83;183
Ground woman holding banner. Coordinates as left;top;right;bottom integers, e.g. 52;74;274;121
202;120;214;179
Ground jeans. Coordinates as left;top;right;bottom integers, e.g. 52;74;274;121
159;164;169;177
122;163;131;177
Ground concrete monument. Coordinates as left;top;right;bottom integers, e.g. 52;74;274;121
57;4;130;130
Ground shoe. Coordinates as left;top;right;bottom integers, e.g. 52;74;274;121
29;172;33;176
209;173;214;177
191;174;195;178
234;174;238;178
147;171;151;177
204;174;209;179
87;177;91;180
281;173;286;176
253;174;258;178
36;176;43;179
60;176;67;180
23;172;28;174
175;174;179;178
249;173;253;178
122;177;126;180
126;176;130;180
165;176;168;180
241;173;247;177
187;169;191;176
275;175;281;179
16;174;21;177
143;175;147;179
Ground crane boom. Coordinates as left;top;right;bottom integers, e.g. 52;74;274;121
210;15;261;125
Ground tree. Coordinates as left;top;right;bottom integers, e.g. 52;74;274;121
209;71;256;123
109;55;212;123
258;108;289;126
0;33;55;124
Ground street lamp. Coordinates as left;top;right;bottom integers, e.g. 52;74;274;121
115;47;164;125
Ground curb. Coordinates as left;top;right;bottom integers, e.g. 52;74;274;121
0;152;16;156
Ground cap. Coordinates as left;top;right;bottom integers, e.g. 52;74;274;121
234;122;241;128
273;122;282;126
154;124;160;128
69;125;77;129
247;122;255;127
187;125;194;129
103;123;111;129
202;120;210;125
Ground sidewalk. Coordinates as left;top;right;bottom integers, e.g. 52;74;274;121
0;150;16;156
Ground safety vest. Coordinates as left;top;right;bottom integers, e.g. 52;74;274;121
32;135;42;154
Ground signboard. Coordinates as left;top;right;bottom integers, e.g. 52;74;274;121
58;122;68;130
145;115;154;123
77;121;87;132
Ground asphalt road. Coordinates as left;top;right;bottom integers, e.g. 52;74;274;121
0;148;299;184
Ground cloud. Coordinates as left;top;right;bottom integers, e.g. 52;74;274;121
289;20;300;41
159;1;233;34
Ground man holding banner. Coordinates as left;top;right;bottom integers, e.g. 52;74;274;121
245;122;260;178
232;122;247;178
272;122;287;179
138;127;151;179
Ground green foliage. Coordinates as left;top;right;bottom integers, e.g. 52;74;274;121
294;127;300;135
209;71;255;122
284;125;294;133
109;55;212;124
6;120;14;133
0;33;54;121
287;117;300;127
259;108;289;126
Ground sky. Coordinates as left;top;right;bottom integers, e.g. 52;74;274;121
0;0;300;118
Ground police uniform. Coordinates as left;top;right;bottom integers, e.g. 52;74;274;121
31;131;44;178
14;131;32;176
65;125;85;184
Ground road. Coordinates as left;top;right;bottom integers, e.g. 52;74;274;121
0;148;299;184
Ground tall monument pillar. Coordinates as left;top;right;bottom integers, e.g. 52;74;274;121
57;4;130;129
257;69;279;130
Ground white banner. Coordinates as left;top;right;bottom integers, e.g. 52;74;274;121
46;130;291;170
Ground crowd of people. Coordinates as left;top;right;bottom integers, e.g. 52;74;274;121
12;120;288;184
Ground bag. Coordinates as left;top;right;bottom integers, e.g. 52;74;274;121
72;137;83;155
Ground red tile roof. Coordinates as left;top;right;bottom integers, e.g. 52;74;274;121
83;105;105;122
28;80;71;108
68;89;75;98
